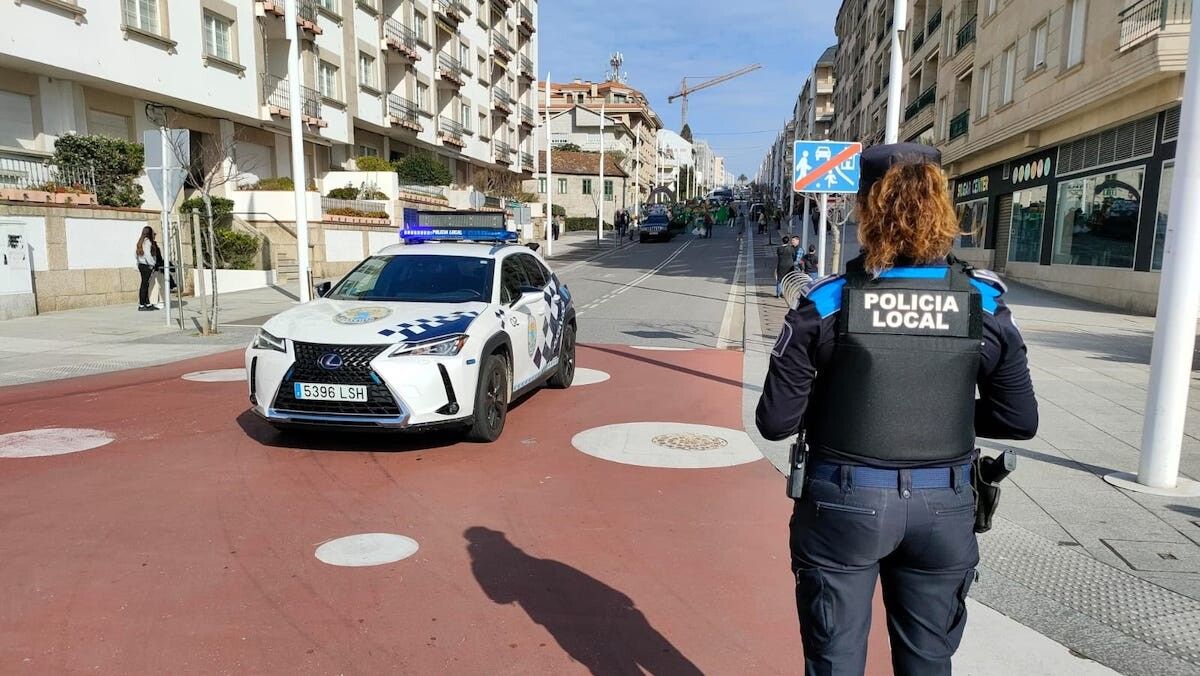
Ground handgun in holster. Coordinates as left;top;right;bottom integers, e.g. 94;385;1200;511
787;435;809;500
972;450;1016;534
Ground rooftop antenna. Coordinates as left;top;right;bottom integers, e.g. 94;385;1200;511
607;52;627;83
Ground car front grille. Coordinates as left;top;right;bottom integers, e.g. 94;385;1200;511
272;341;403;416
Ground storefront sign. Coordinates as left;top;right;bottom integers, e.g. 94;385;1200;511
955;175;989;199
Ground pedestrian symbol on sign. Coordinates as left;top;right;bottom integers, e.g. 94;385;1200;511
793;140;862;194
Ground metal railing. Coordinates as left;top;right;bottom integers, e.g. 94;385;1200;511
912;29;926;51
261;74;321;120
438;116;465;143
519;4;534;28
297;0;317;23
321;196;390;218
492;140;514;159
520;151;534;168
437;53;466;81
521;104;534;125
399;184;447;199
0;153;97;194
493;88;515;109
433;0;462;20
388;94;422;126
904;85;936;120
1119;0;1192;50
949;109;970;140
927;7;942;33
520;55;534;76
492;31;515;55
384;18;418;52
956;15;977;53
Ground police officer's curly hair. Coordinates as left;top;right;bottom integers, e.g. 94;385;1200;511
857;161;959;275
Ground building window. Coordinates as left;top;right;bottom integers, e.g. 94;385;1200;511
357;145;379;157
977;64;991;118
416;82;429;112
1001;46;1016;105
123;0;160;34
460;43;472;71
604;179;614;201
557;178;567;194
1009;187;1048;263
460;102;472;128
1052;165;1144;268
983;0;998;17
1152;160;1174;270
1065;0;1087;69
538;177;547;194
1030;21;1048;71
582;178;593;195
956;198;988;248
318;0;337;11
359;52;377;89
202;12;233;61
413;11;427;43
318;61;338;99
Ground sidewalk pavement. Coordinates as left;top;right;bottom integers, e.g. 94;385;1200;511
0;232;621;389
741;225;1200;675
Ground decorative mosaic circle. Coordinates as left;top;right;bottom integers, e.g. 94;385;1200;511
573;368;611;386
573;422;761;469
0;428;114;459
651;433;729;451
314;533;419;567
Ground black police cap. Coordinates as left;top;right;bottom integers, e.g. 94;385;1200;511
858;142;942;198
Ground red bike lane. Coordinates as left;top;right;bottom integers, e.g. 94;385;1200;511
0;345;890;674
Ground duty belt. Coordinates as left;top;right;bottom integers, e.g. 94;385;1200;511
810;462;972;489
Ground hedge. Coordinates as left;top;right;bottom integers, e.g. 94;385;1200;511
354;155;393;172
326;207;388;219
52;134;144;207
394;152;453;186
564;217;612;232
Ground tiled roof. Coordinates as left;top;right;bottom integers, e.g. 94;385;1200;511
539;150;628;177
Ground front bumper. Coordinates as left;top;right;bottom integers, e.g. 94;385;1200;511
246;340;478;430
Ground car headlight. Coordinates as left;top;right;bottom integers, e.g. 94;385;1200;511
251;329;286;353
389;334;468;357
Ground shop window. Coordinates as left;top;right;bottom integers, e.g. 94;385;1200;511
956;198;988;248
1152;161;1173;270
1008;186;1047;263
1052;166;1144;268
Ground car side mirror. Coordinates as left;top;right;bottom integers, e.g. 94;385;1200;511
511;285;543;307
315;281;332;297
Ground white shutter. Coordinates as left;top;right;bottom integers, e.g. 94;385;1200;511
0;90;36;150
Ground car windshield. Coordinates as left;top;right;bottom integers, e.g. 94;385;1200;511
329;255;494;303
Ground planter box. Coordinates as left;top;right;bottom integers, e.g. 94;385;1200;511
0;188;52;203
325;214;390;225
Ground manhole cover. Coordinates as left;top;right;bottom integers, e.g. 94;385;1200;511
652;433;728;451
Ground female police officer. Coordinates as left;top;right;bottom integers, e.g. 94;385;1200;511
756;143;1037;676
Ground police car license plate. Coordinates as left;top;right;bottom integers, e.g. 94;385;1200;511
293;383;368;402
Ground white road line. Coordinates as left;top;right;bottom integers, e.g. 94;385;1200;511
576;239;694;318
716;239;746;350
554;239;638;274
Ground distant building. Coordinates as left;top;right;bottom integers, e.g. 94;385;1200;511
526;150;629;219
536;105;636;175
655;129;693;199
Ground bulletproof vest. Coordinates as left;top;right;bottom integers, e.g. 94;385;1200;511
806;262;983;465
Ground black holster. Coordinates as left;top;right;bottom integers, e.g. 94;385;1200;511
972;450;1015;534
787;440;808;500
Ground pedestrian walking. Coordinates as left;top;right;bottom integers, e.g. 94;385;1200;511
774;235;796;297
702;210;714;239
757;210;768;235
135;226;159;312
801;245;819;277
552;215;561;241
756;143;1038;676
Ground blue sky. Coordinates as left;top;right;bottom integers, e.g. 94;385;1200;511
538;1;839;179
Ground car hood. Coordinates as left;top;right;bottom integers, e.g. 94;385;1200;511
261;298;489;345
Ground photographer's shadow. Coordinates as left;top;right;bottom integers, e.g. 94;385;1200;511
465;527;701;676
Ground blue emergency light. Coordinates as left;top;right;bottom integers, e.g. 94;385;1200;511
400;207;516;243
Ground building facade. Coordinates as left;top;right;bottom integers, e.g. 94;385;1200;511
0;0;538;210
526;150;628;219
540;79;663;203
798;46;838;141
655;129;693;199
536;105;635;173
833;0;894;146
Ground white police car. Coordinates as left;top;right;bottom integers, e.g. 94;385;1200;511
245;228;576;442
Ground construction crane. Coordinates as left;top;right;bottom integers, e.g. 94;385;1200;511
668;64;762;130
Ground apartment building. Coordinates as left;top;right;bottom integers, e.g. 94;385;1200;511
833;0;894;145
655;129;693;198
0;0;538;210
798;46;839;141
925;0;1189;312
693;139;717;195
541;79;663;203
536;104;636;176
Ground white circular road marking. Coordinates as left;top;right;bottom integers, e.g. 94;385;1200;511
314;533;420;567
182;369;247;382
0;428;114;459
573;368;611;386
572;422;762;469
630;346;693;352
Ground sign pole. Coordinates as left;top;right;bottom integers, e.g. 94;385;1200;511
159;127;172;327
598;103;605;245
788;119;799;233
544;73;553;256
1104;0;1200;498
817;193;829;279
634;126;641;221
285;0;311;303
801;195;811;250
885;0;907;144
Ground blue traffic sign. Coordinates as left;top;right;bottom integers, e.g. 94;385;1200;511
793;140;862;194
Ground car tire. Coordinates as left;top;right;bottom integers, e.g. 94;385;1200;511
547;323;576;389
466;353;509;443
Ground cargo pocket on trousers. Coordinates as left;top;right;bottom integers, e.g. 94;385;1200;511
944;568;976;650
794;567;833;648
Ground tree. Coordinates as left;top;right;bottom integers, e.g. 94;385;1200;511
474;168;523;200
680;124;693;143
555;142;582;153
394;152;453;186
738;173;748;183
52;134;145;207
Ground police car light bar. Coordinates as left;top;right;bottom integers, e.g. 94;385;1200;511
400;208;516;243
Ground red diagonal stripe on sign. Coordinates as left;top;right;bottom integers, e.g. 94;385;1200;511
794;143;862;191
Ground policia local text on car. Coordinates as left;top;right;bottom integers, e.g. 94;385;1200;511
756;143;1038;676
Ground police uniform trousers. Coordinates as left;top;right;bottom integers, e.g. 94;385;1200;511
789;462;978;676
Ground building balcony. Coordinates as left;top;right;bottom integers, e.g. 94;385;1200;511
261;74;325;127
383;18;421;60
437;53;467;87
492;32;515;60
492;88;515;114
949;109;970;141
1119;0;1192;51
387;94;423;132
0;151;97;204
911;29;925;52
257;0;322;35
520;151;535;168
903;85;935;121
519;55;535;80
955;15;977;53
433;0;465;24
520;104;535;127
438;116;467;148
493;0;514;9
492;140;514;164
518;4;535;33
927;8;942;34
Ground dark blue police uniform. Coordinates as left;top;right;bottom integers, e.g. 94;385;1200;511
756;144;1038;676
